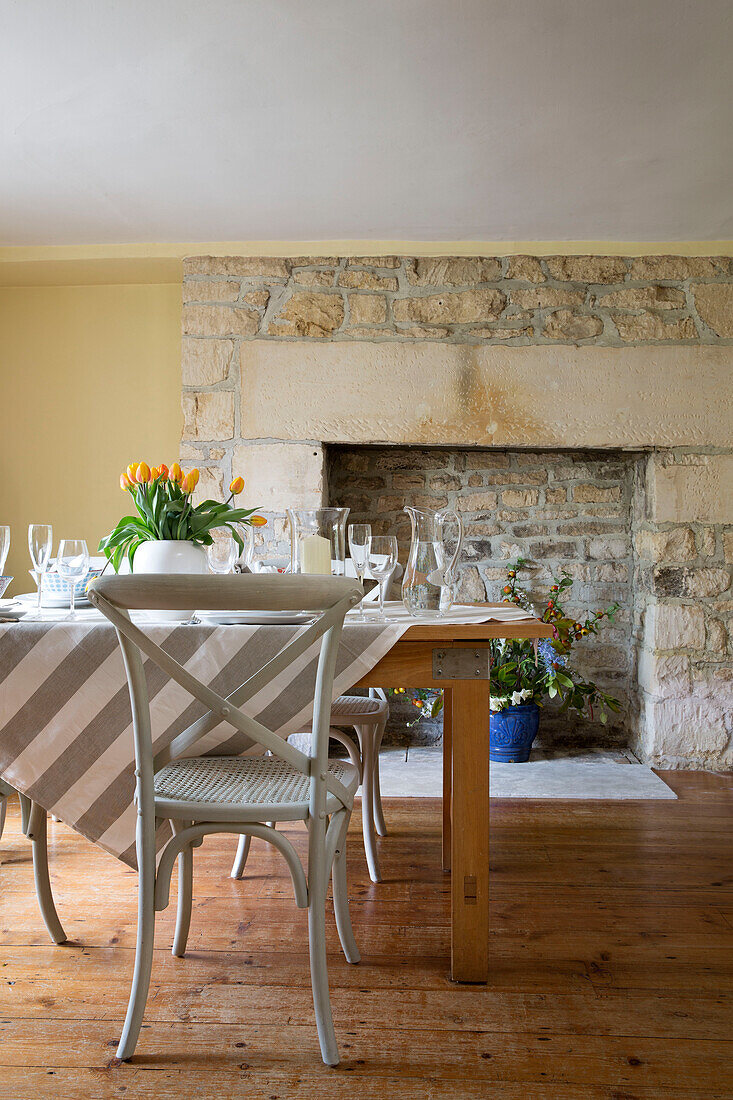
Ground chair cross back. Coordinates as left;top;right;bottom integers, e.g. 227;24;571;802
88;574;361;809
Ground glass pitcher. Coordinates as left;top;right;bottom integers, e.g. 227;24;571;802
287;507;350;575
402;506;463;618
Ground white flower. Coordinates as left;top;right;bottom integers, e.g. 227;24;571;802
510;689;533;706
489;696;506;712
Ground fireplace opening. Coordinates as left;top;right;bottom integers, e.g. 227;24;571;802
327;444;642;750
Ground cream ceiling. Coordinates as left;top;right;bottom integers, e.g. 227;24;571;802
1;0;731;245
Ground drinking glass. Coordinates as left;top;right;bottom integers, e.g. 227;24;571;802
0;526;9;575
207;529;239;574
56;539;90;619
348;523;371;621
367;535;399;620
28;524;53;618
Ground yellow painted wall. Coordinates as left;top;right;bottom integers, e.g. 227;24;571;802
0;283;181;591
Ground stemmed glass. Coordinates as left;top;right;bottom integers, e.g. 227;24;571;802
28;524;53;618
0;526;9;575
367;535;399;620
56;540;90;619
348;523;371;621
207;529;239;574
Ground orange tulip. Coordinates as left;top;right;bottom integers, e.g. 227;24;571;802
250;515;267;527
158;463;169;480
126;462;139;482
229;476;244;495
136;462;151;484
120;473;132;490
182;472;197;493
150;466;160;479
170;462;183;483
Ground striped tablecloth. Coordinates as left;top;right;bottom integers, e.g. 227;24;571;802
0;604;518;866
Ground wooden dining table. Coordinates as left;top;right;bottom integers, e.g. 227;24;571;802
354;605;553;984
1;598;551;986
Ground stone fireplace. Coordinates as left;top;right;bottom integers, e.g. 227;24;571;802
329;444;637;749
180;254;733;768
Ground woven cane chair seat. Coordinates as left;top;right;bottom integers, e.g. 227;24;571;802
330;695;387;721
154;754;359;818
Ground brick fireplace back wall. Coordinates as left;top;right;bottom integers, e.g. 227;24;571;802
328;445;636;748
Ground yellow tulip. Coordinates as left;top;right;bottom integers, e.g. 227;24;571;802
150;466;160;479
250;515;267;527
136;462;151;484
120;473;132;490
170;462;183;483
182;472;197;493
229;476;244;495
126;462;139;482
188;467;200;487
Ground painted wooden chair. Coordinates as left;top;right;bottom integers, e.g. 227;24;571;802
326;690;389;882
89;572;363;1066
0;777;66;944
232;689;390;883
231;562;397;885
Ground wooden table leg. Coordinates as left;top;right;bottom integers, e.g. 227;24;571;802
442;687;452;872
450;680;489;982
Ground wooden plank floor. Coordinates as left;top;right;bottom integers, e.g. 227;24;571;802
1;773;732;1098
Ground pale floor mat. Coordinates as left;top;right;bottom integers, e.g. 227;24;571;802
377;746;677;800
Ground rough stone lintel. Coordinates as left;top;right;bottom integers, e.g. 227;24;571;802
239;342;732;450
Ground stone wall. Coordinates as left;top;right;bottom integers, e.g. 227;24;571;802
181;254;733;353
179;253;733;767
632;452;733;768
328;445;636;748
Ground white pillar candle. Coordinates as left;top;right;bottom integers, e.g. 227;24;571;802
300;533;332;575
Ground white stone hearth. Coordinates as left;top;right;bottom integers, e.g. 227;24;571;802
375;747;677;800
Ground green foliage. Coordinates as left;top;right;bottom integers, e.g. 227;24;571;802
491;557;622;722
388;687;444;726
99;475;261;572
392;558;622;727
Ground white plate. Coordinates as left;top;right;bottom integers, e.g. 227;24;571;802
15;591;92;610
196;610;314;626
0;606;27;621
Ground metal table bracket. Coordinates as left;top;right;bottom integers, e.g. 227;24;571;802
432;646;491;680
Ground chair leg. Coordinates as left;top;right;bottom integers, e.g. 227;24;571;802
26;802;66;945
19;791;31;836
117;816;157;1061
230;833;251;879
171;821;193;958
308;819;339;1067
356;725;381;883
331;814;360;965
372;717;388;837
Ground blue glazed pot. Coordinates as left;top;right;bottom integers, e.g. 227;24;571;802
489;703;540;763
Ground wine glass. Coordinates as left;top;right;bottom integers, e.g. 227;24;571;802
367;535;399;620
0;526;9;575
56;539;90;619
207;529;239;574
28;524;53;618
348;523;371;621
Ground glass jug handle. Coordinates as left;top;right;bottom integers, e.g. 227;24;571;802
443;509;463;582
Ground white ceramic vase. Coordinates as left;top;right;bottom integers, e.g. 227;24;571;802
133;539;207;621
